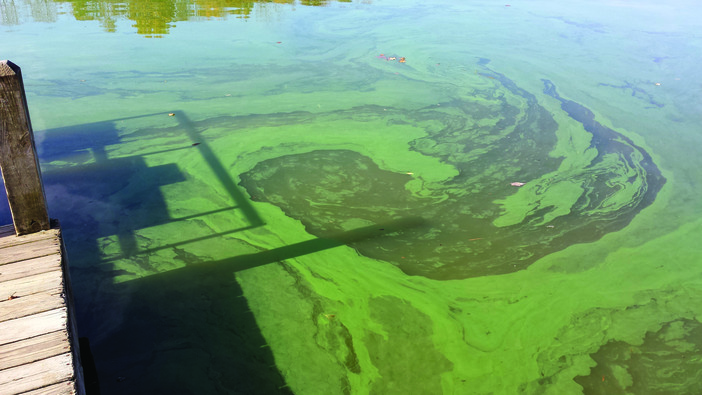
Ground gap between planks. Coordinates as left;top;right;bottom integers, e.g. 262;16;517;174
0;353;76;395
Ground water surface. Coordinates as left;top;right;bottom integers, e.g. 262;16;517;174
3;0;702;393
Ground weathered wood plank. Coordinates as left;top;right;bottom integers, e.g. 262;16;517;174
0;330;69;370
22;381;77;395
0;237;61;266
0;254;62;283
0;228;58;250
0;291;66;322
0;60;50;236
0;224;14;238
0;269;64;302
0;353;74;394
0;307;67;346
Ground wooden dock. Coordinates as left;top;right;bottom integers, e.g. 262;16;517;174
0;223;85;395
1;60;86;394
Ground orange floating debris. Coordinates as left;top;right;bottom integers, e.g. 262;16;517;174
399;57;406;63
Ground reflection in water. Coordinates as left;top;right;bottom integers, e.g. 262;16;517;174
1;0;362;37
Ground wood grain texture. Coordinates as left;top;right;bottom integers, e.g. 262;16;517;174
0;353;74;394
0;237;61;265
0;253;62;282
0;228;58;250
22;381;77;395
0;330;69;370
0;307;67;346
0;220;83;394
0;224;14;238
0;60;50;235
0;269;64;302
0;291;66;322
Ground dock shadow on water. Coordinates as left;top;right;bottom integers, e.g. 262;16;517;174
37;113;282;393
37;112;424;393
35;61;668;393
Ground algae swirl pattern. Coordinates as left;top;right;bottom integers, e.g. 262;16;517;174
239;70;664;280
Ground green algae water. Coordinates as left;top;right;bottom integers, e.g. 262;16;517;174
3;0;702;393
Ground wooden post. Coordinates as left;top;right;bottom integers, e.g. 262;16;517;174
0;60;50;235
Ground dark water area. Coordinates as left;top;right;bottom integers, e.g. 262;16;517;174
0;176;11;225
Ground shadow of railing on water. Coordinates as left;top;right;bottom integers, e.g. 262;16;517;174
37;110;425;393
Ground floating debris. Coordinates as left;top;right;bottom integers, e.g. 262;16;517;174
510;182;526;186
168;113;175;116
399;57;406;63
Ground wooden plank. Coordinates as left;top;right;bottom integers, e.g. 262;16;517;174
0;254;62;283
0;237;61;265
0;291;66;322
0;330;69;370
0;224;14;238
22;381;76;395
0;308;67;346
0;353;74;394
0;269;64;302
0;228;58;250
0;60;50;236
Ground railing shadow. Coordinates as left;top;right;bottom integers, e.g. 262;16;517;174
37;111;424;394
94;217;423;394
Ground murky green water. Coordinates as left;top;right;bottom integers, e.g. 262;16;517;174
3;0;702;393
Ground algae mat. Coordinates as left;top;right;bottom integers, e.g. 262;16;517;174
5;0;702;394
36;61;693;394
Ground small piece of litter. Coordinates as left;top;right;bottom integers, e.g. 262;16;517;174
654;82;661;86
510;182;526;186
406;172;414;175
168;113;175;116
